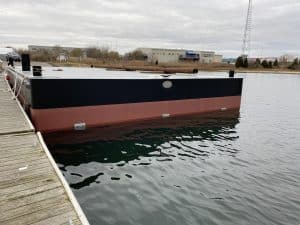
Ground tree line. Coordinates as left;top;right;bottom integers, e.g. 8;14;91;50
17;46;146;62
235;56;299;69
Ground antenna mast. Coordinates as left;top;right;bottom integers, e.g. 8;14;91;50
242;0;253;57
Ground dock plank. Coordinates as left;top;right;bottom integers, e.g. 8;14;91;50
1;188;65;212
0;76;34;135
1;181;61;202
1;202;74;225
0;157;50;173
0;172;58;190
32;211;78;225
0;74;89;225
0;133;87;225
0;155;49;168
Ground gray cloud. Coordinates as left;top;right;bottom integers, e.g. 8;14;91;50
0;0;299;57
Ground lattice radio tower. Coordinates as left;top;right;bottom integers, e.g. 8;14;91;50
242;0;253;57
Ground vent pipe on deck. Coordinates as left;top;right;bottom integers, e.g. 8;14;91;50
21;54;31;71
229;70;235;78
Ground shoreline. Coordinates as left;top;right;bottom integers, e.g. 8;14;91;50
50;62;300;75
214;69;300;75
13;61;300;75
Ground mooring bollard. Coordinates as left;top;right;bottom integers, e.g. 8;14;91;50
21;54;31;71
229;70;235;78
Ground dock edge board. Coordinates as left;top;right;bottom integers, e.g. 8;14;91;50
37;132;90;225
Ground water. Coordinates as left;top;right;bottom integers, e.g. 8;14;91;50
46;72;300;225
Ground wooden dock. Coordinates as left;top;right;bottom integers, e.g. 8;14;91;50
0;73;89;225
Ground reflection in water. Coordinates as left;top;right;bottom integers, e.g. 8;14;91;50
47;111;240;169
47;111;242;220
71;172;104;189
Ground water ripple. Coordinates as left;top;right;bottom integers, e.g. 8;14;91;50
47;74;300;225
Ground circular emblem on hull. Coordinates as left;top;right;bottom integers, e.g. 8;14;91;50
162;81;173;89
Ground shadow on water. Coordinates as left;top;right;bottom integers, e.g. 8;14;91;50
46;110;240;168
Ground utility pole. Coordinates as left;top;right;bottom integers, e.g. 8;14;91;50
241;0;253;58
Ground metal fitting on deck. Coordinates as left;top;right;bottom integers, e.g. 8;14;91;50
33;66;42;76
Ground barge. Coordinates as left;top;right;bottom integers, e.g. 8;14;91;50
4;55;243;133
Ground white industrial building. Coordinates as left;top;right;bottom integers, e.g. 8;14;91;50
137;48;222;64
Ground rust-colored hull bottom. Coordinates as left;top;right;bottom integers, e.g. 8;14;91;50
30;96;241;133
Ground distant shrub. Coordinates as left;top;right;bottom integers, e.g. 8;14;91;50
268;61;273;68
261;60;268;68
244;58;248;68
288;58;299;70
273;59;279;67
255;58;261;65
85;46;120;61
124;50;146;61
30;49;54;62
70;48;83;57
235;56;248;68
235;56;244;68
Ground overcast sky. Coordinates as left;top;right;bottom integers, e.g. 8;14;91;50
0;0;299;57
